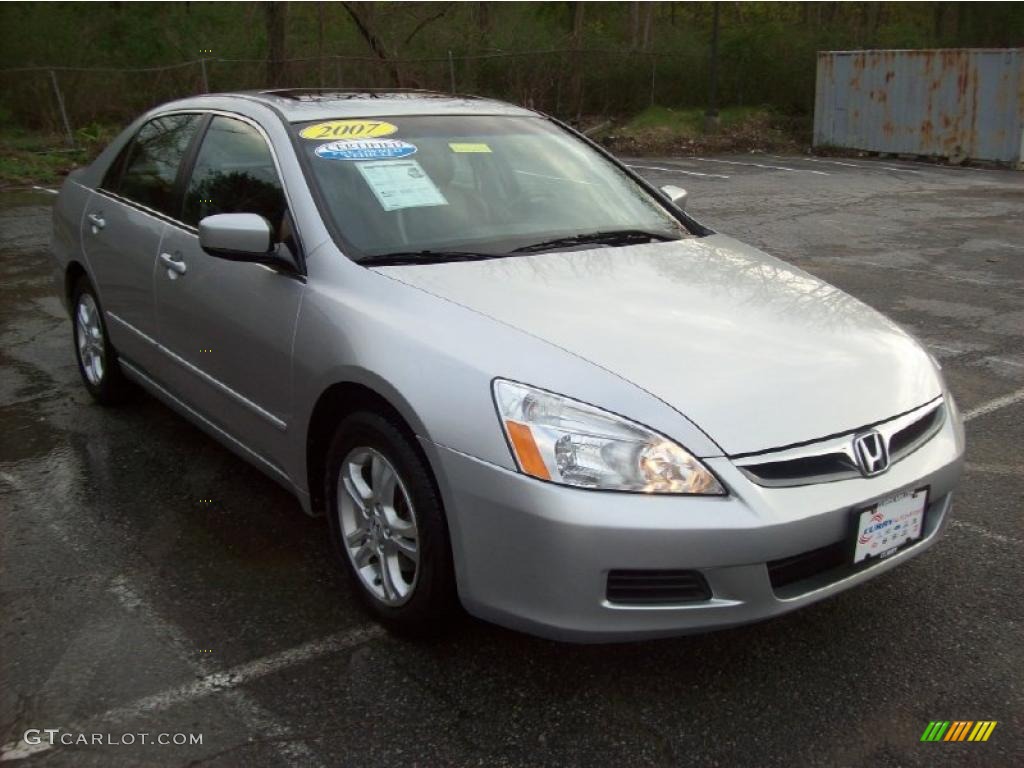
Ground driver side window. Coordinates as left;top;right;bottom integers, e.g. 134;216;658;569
182;116;287;237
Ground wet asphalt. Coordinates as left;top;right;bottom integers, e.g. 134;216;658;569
1;154;1022;767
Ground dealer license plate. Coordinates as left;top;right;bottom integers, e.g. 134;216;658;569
852;487;928;564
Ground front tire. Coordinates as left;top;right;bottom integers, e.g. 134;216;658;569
71;276;130;405
325;411;457;635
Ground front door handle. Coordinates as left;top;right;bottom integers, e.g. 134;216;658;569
159;252;187;277
87;213;105;232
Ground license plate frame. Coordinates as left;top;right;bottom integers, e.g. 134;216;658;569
850;486;929;564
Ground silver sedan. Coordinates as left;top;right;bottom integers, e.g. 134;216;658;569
51;89;965;642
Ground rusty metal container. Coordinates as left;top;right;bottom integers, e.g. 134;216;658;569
814;49;1024;166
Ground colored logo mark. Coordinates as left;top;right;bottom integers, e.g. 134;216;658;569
920;721;997;742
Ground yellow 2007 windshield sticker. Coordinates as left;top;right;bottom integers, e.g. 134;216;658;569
449;142;491;153
299;120;397;140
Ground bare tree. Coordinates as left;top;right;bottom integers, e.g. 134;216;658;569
340;2;457;89
641;2;653;52
263;1;287;87
317;1;326;87
465;2;491;92
342;1;403;86
570;1;586;120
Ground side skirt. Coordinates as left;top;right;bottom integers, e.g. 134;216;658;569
118;357;311;512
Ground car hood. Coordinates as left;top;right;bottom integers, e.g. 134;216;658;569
373;235;941;455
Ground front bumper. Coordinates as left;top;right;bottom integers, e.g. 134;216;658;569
425;406;965;642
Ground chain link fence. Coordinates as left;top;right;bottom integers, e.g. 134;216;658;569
0;48;710;146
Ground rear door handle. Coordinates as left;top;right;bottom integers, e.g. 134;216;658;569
87;213;105;231
159;252;187;277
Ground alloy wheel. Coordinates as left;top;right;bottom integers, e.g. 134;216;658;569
337;447;420;606
75;293;105;386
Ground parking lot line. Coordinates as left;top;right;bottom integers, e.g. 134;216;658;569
106;576;335;768
0;464;347;768
626;163;730;179
965;462;1022;477
770;155;921;174
0;624;384;762
951;520;1021;547
830;258;1000;288
985;356;1024;369
691;157;829;175
963;386;1024;422
105;625;384;721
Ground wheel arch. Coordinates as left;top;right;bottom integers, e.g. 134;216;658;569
305;377;437;517
65;261;89;310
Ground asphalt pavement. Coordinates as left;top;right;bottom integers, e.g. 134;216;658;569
1;153;1022;767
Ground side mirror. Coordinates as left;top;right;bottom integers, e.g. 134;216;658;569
199;213;273;260
660;185;688;212
198;213;300;273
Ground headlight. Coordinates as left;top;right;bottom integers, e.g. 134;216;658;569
492;379;724;495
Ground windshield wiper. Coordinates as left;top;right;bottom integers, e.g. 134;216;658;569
511;229;679;254
358;249;506;266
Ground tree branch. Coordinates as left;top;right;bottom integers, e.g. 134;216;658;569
403;5;452;47
341;1;402;85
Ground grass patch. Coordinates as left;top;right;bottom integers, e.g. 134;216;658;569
597;105;807;155
0;124;117;187
621;105;766;138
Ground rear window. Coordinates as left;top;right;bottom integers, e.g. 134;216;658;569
104;114;202;216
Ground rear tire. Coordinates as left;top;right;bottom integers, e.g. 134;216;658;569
71;276;130;406
325;410;457;636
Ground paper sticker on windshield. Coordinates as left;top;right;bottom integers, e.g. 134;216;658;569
314;139;417;161
449;142;491;153
299;120;397;141
356;159;448;212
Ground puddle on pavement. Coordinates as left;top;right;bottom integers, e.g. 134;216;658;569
0;402;64;463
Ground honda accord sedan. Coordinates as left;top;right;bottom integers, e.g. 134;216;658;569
51;89;965;641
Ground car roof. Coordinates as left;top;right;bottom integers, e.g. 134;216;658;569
178;89;539;122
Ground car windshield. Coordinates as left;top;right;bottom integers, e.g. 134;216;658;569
294;115;691;262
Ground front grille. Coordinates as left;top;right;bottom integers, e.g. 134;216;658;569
741;452;857;485
889;404;945;459
606;570;711;605
736;399;946;488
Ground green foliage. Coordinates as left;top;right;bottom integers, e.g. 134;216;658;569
598;104;803;156
74;123;120;154
625;105;770;135
0;1;1021;134
0;128;89;186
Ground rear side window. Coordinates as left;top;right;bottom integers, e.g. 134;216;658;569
105;114;202;216
182;116;287;234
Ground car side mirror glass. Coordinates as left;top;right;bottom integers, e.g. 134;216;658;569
199;213;273;261
660;185;688;212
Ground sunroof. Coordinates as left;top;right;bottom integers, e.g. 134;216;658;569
260;88;465;103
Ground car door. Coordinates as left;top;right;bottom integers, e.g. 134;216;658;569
81;113;204;372
152;114;305;469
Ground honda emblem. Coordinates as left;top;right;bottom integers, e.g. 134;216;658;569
853;429;890;477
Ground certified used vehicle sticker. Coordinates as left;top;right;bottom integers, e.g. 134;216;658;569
314;139;418;160
299;120;398;140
